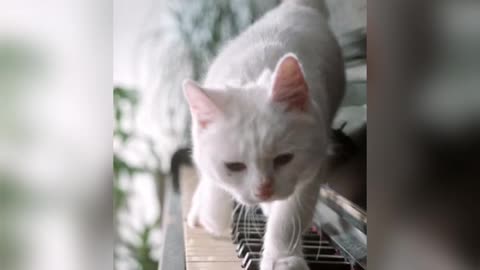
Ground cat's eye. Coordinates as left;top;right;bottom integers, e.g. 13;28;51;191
273;153;294;168
225;162;246;172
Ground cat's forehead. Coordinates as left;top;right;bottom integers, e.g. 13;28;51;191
224;68;273;89
228;95;283;130
214;111;294;156
199;83;315;158
221;87;270;116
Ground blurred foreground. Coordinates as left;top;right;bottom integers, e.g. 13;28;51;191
0;1;112;270
369;0;480;269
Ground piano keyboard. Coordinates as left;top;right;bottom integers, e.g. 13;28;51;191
179;166;361;270
180;166;242;270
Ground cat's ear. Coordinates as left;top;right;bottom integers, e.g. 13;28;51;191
183;79;221;129
270;53;309;111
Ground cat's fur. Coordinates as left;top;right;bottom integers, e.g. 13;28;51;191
183;0;345;269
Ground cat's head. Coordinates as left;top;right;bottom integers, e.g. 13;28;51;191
183;53;328;205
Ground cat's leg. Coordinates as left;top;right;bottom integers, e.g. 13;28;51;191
187;178;233;237
260;203;272;217
261;179;320;270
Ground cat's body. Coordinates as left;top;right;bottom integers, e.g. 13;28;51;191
205;1;343;122
183;1;345;269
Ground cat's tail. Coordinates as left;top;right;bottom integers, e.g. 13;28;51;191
282;0;330;19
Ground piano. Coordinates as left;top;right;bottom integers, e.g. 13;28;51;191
159;28;367;270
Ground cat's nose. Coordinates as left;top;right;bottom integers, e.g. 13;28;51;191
255;181;273;200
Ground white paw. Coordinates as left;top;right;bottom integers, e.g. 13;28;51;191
199;215;229;237
261;256;309;270
187;208;200;228
260;203;272;217
187;207;230;237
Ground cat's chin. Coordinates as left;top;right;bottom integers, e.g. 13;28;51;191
237;194;292;206
236;197;258;206
235;195;271;206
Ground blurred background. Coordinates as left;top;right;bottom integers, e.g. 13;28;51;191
369;0;480;269
0;1;112;270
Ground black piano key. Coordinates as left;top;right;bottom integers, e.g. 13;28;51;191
233;208;263;217
232;226;266;235
235;239;333;254
234;223;266;228
302;233;325;242
236;238;330;251
233;232;263;243
233;232;330;247
245;259;260;270
236;238;262;245
304;254;346;262
233;222;321;230
231;220;267;228
231;224;266;233
232;228;325;239
236;240;247;252
238;243;337;259
241;251;345;263
241;252;257;268
236;239;261;253
233;231;264;239
238;243;262;257
239;244;337;256
232;206;264;218
303;245;337;255
233;226;322;236
233;220;266;224
304;239;331;246
233;231;325;244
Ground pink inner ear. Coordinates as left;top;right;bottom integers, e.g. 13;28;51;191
183;80;220;129
271;54;309;111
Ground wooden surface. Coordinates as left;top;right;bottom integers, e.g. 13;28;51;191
180;166;243;270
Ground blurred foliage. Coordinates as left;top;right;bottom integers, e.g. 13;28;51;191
0;175;23;270
114;87;139;211
114;86;158;270
0;40;42;142
0;40;42;90
169;0;279;80
120;226;158;270
0;40;43;270
114;87;138;144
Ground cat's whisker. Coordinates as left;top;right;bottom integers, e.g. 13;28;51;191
293;190;322;260
298;192;323;262
232;202;241;219
315;222;323;261
287;211;297;255
287;217;293;254
292;212;302;254
244;205;254;255
293;194;311;256
234;204;243;245
290;214;302;254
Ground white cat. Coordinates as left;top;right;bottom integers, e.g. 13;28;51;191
183;0;345;269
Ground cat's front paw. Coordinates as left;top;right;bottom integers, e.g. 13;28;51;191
187;208;201;228
187;206;230;237
260;256;309;270
199;215;229;237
